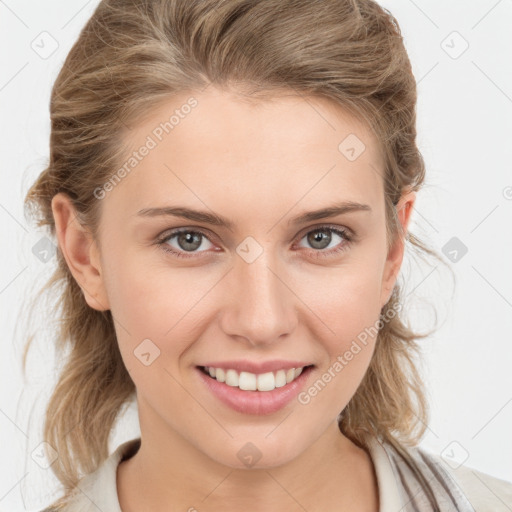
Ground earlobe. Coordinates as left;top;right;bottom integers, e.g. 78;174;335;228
51;193;110;311
380;190;416;307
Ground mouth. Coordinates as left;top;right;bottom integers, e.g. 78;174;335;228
198;364;315;392
195;364;315;415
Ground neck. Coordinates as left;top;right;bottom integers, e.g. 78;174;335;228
117;402;378;512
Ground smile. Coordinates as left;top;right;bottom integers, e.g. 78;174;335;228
200;365;309;391
196;364;315;415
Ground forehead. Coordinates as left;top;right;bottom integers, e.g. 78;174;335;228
105;86;385;222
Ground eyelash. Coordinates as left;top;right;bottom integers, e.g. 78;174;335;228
155;224;354;260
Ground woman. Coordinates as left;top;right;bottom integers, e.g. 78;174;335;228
23;0;512;510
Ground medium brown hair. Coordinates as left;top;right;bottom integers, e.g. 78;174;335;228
23;0;447;507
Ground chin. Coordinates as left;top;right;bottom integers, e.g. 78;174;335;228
205;435;306;471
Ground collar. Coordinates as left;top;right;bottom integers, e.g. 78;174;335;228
74;436;403;512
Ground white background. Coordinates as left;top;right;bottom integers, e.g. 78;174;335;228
1;0;511;510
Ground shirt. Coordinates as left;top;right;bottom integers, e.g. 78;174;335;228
40;436;512;511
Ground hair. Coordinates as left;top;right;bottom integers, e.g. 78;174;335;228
22;0;450;509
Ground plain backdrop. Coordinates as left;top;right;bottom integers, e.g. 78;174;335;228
1;0;511;510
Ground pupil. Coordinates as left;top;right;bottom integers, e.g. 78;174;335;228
309;230;330;249
179;232;201;251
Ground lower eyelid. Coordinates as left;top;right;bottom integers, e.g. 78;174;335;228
157;226;353;257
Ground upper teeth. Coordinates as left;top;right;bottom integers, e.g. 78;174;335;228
205;366;305;391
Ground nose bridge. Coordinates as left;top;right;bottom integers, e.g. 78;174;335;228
221;243;296;345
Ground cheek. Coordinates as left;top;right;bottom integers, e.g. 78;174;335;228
301;256;385;338
101;250;215;367
298;256;385;384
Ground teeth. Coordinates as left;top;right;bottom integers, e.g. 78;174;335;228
204;366;307;391
275;370;287;388
239;371;257;391
225;369;238;387
257;372;275;392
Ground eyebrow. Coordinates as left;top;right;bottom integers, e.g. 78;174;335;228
136;201;372;230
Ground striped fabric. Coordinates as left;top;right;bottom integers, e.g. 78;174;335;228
39;436;511;511
380;439;477;511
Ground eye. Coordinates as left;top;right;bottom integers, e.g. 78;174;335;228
155;224;354;260
157;228;216;259
295;225;353;259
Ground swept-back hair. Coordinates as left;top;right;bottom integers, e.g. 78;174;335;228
23;0;446;508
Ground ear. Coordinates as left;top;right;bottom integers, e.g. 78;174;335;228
51;192;110;311
380;190;416;308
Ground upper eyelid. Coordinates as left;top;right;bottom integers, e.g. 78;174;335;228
158;223;353;247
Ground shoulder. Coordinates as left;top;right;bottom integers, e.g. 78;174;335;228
37;438;141;512
383;440;512;512
425;451;512;512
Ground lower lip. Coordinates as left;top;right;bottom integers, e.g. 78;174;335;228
196;366;314;415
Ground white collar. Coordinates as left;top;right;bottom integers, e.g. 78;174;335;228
73;436;403;512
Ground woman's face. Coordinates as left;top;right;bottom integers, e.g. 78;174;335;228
57;86;414;469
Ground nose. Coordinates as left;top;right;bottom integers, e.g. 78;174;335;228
219;250;297;347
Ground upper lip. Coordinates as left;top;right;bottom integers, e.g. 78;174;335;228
199;360;313;374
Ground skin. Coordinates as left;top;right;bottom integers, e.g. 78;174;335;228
52;86;415;512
